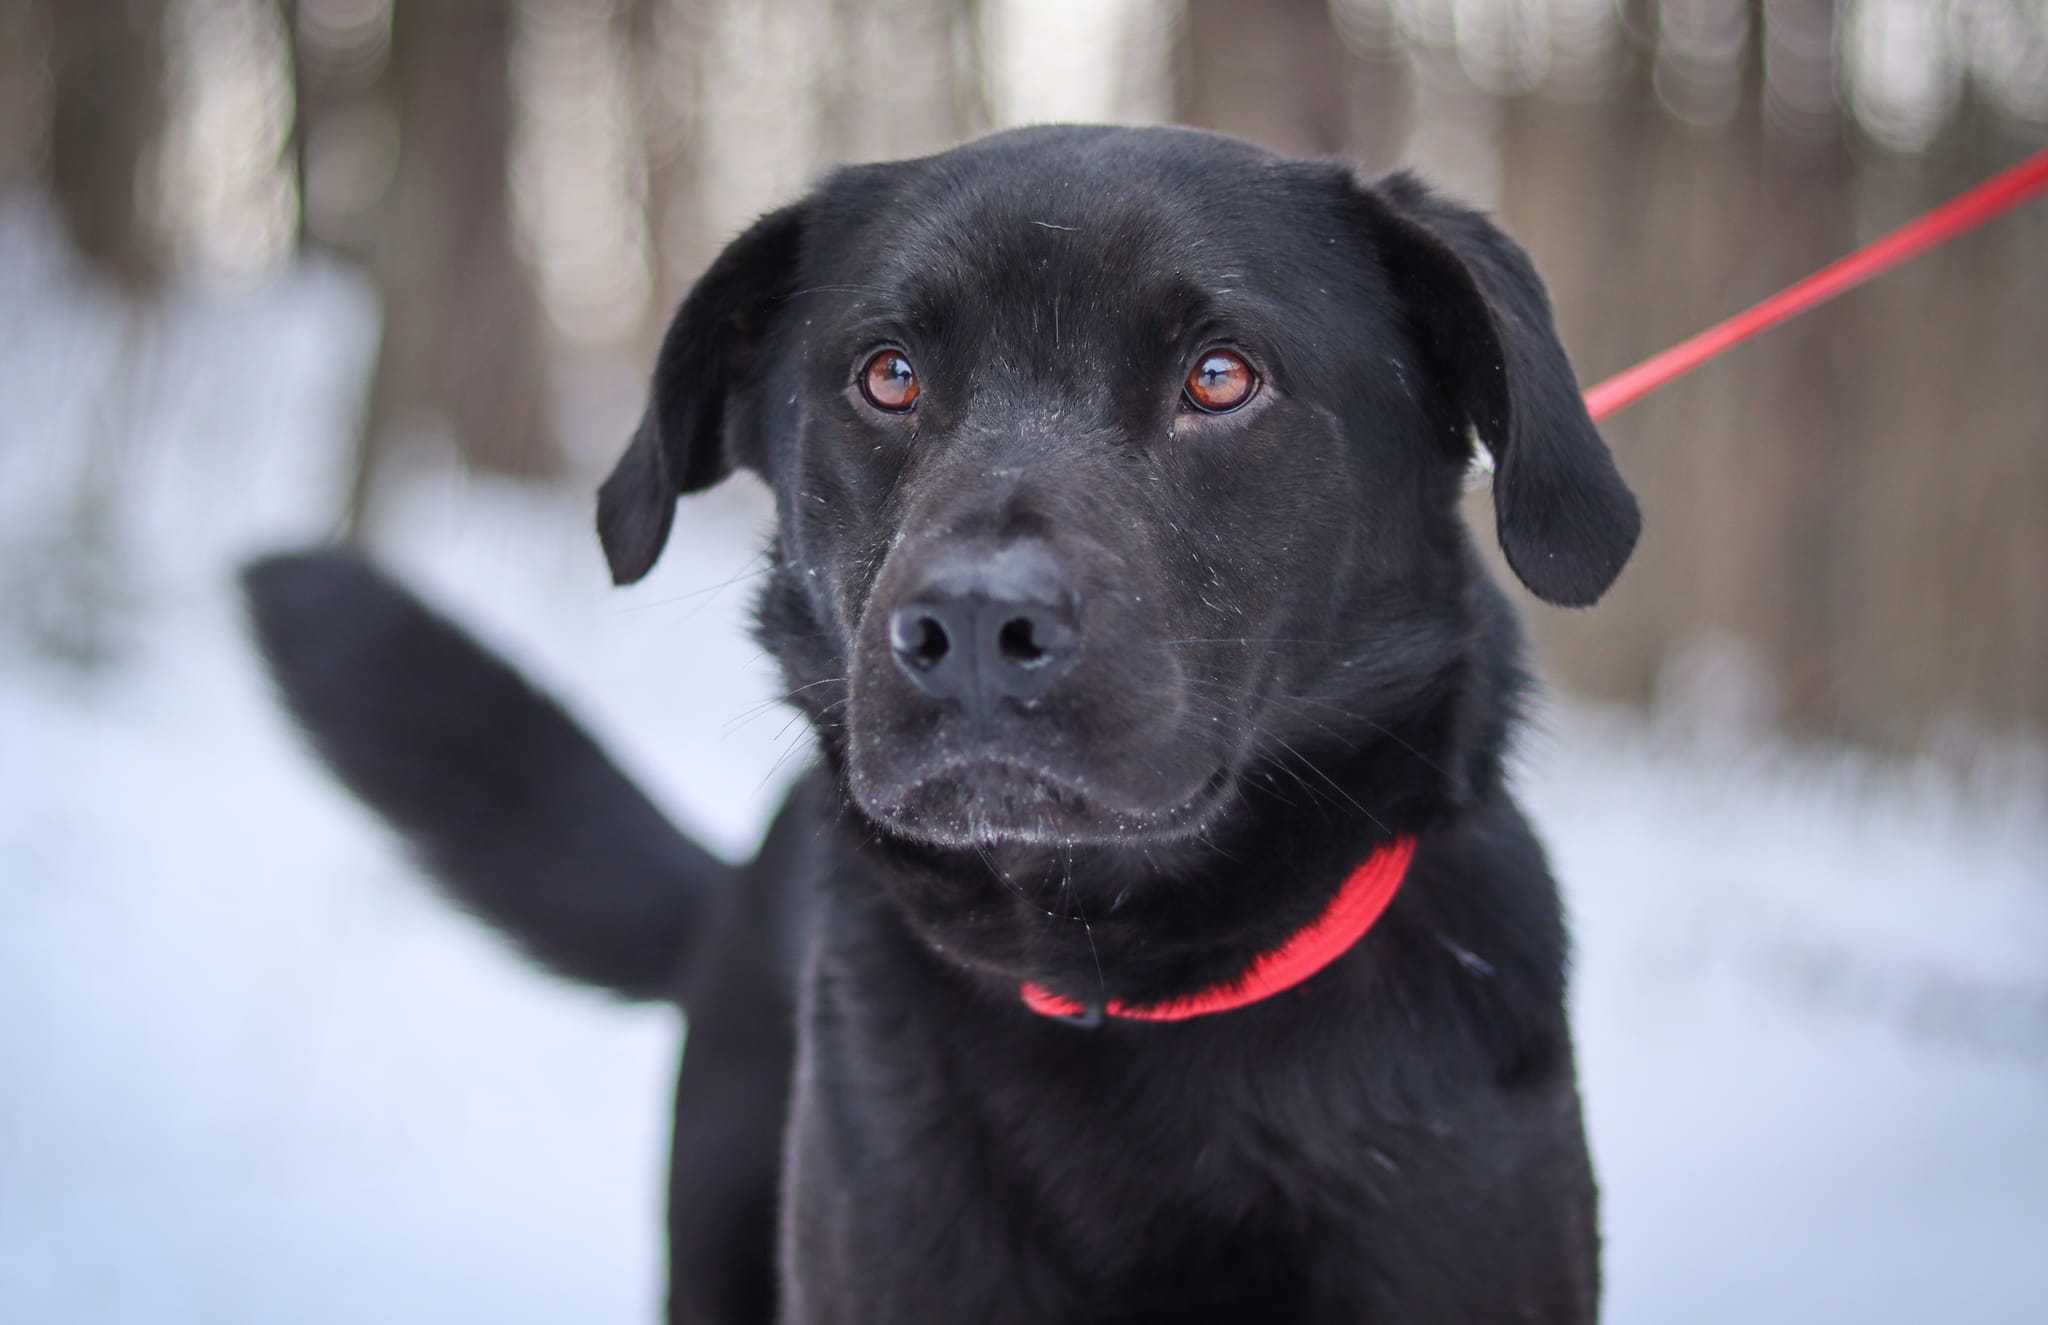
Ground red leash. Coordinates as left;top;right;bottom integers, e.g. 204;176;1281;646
1582;147;2048;423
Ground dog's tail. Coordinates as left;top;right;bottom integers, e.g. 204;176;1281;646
241;550;732;1001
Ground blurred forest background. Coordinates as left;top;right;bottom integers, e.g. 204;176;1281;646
2;0;2045;754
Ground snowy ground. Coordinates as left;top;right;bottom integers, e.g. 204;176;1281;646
4;198;2045;1322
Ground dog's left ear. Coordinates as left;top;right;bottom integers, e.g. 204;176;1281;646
598;202;808;585
1355;171;1639;607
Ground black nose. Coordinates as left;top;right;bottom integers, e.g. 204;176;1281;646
888;540;1079;713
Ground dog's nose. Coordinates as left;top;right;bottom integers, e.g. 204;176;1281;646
888;540;1079;712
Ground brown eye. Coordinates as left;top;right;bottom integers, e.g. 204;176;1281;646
1183;349;1257;413
860;349;919;412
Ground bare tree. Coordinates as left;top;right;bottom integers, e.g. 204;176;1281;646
1176;0;1350;155
48;0;166;293
328;0;559;533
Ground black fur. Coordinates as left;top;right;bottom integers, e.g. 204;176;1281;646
242;552;732;998
247;125;1637;1322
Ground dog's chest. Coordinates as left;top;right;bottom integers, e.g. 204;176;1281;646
784;978;1420;1321
783;1083;1338;1324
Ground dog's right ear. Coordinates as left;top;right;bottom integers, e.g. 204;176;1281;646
1353;171;1639;608
599;203;808;585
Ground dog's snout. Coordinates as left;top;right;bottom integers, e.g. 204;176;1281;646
888;540;1079;712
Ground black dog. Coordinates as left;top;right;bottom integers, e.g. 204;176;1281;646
247;125;1637;1322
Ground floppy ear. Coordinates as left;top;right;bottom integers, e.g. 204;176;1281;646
598;202;808;585
1357;171;1639;607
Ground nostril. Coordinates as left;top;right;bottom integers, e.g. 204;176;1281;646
892;612;950;671
997;616;1047;669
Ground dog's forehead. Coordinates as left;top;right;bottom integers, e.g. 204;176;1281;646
827;127;1328;318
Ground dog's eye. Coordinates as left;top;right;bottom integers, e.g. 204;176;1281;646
1183;349;1258;414
860;349;919;412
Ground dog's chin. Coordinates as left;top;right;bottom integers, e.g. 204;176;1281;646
852;757;1233;849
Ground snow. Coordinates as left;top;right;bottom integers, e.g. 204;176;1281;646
3;196;2044;1322
1534;707;2048;1322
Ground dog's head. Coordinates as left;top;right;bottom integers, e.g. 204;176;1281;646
600;126;1636;853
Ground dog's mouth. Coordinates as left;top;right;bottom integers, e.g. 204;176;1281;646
855;757;1234;848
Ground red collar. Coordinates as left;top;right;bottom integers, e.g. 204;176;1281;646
1019;835;1417;1027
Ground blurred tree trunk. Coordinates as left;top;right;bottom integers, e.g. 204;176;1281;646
279;0;331;252
27;0;166;669
343;0;558;534
0;0;52;194
1176;0;1347;155
628;0;695;317
48;0;166;294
